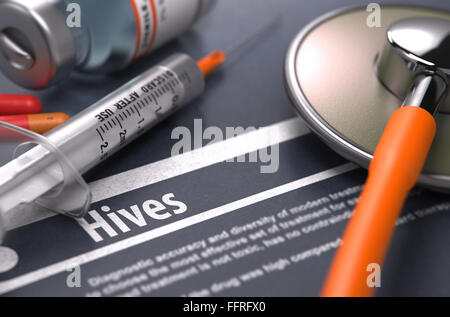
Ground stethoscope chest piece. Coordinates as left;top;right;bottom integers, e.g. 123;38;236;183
285;5;450;191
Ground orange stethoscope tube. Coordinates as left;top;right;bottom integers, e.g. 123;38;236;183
321;106;436;297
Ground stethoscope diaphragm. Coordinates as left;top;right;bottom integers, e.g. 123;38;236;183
284;5;450;191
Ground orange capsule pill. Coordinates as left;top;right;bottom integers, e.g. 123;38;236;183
0;95;43;115
0;113;70;134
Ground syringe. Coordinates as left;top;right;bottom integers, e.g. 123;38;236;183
0;51;225;239
0;16;279;241
47;51;225;173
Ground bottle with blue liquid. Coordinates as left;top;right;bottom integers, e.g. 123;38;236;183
0;0;210;89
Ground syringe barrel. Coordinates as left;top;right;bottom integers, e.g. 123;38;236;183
0;53;204;223
45;53;205;174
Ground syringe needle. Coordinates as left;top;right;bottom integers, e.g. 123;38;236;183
223;15;281;57
196;15;281;77
197;50;227;77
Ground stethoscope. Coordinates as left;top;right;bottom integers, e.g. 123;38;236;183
284;5;450;296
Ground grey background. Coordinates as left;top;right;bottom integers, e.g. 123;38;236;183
2;0;450;297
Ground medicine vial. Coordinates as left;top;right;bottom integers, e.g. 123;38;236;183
0;0;210;89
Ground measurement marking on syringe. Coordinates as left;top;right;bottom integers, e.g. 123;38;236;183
96;129;104;141
103;123;109;131
171;82;178;93
138;118;144;124
152;95;159;105
134;105;141;117
108;121;113;129
116;117;123;129
100;126;105;133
